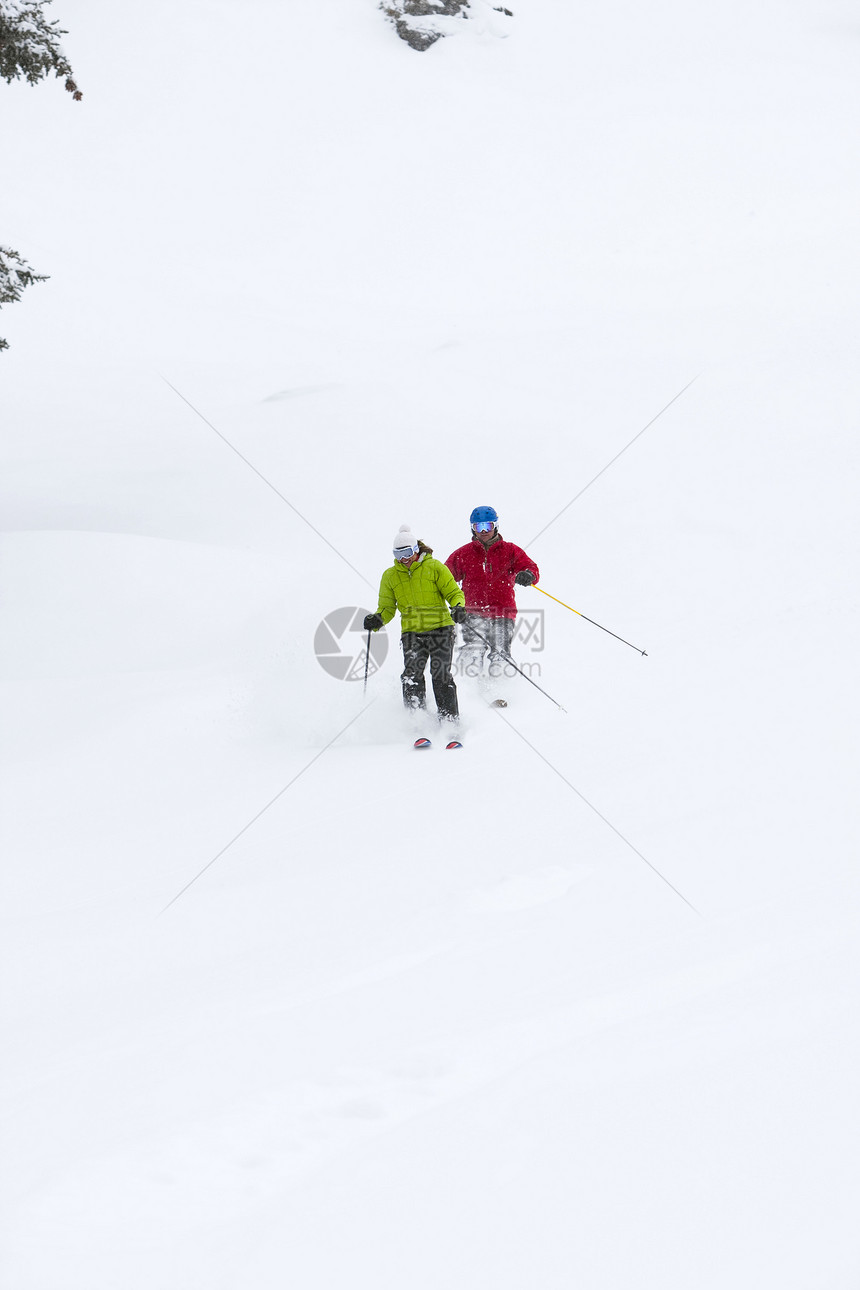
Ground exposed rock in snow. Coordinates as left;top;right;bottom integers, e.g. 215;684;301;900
380;0;512;51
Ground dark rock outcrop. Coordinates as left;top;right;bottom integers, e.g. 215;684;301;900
381;0;469;52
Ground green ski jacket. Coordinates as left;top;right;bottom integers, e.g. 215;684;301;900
376;553;465;634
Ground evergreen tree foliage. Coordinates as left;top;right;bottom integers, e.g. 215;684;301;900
0;246;47;350
0;0;80;95
0;0;79;349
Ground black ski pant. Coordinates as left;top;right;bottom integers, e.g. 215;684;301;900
401;626;459;722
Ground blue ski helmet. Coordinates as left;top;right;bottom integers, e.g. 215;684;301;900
469;505;498;526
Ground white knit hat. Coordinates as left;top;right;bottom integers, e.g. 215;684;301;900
392;524;418;555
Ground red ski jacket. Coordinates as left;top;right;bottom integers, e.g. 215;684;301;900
445;534;539;620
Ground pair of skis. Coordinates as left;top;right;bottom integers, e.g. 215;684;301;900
412;697;509;750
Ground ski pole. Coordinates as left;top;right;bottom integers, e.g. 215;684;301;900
363;629;372;694
464;620;567;713
531;585;648;657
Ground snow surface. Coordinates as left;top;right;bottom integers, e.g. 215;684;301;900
2;0;860;1286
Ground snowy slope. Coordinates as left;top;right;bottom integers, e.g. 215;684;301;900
2;0;860;1286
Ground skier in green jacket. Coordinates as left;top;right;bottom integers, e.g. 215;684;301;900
364;524;466;723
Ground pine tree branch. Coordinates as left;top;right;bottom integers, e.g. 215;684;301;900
0;0;82;97
0;244;49;350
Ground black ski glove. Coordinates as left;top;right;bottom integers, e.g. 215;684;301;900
451;605;468;624
363;613;384;631
515;570;536;586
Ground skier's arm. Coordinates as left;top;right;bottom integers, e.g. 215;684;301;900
437;561;465;610
445;551;462;582
510;545;539;585
377;571;398;625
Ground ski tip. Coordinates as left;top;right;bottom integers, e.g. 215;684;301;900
445;740;463;750
413;737;432;750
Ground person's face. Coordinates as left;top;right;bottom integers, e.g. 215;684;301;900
473;522;496;546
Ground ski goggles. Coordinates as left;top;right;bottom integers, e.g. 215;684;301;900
394;545;417;562
471;520;496;533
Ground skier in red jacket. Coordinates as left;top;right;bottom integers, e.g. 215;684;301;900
445;506;539;699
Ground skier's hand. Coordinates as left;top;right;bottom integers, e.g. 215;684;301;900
364;613;384;631
515;570;536;586
451;605;468;624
